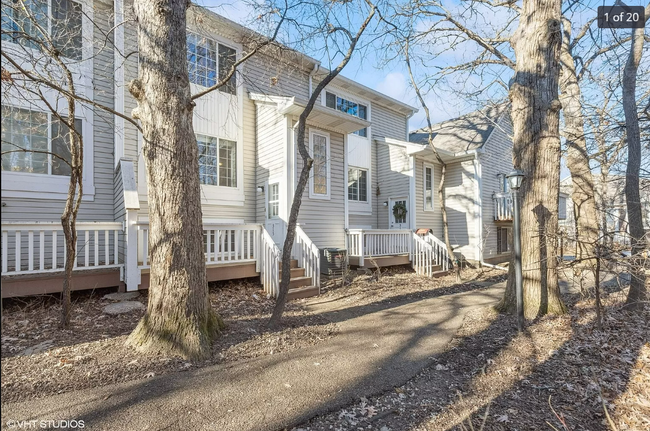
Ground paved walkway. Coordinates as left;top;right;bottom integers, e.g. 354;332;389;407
1;283;505;431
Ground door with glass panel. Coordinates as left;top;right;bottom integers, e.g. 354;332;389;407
265;181;285;248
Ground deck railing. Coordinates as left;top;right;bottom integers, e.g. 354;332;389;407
346;229;411;267
412;233;436;277
260;227;280;298
422;232;450;271
1;222;122;276
134;221;262;270
294;225;320;291
493;192;513;221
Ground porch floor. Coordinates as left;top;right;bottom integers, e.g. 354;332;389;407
349;254;411;269
1;267;124;298
137;261;259;290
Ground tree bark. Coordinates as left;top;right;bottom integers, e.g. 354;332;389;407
558;16;599;266
622;8;648;311
496;0;567;318
126;0;222;358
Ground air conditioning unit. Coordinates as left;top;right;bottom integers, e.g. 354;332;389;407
320;248;348;277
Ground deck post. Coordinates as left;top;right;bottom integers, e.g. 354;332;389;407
119;159;141;291
358;230;364;267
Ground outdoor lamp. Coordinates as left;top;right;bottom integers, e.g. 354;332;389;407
257;186;264;193
383;201;388;207
506;170;525;191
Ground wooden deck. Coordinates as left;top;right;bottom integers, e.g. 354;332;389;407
349;254;411;269
137;262;259;290
1;267;124;298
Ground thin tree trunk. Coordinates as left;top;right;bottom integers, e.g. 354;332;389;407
126;0;222;358
622;7;648;311
268;4;376;327
559;16;599;267
496;0;567;318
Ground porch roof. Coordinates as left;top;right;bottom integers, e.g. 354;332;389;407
373;136;470;164
249;93;371;134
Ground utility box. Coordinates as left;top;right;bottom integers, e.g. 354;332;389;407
320;248;348;278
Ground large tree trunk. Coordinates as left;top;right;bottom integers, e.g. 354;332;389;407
558;17;599;266
497;0;567;318
622;8;648;311
126;0;222;358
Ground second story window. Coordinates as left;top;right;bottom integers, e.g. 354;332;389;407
325;91;367;137
424;164;434;211
196;134;237;188
187;32;236;94
1;0;83;60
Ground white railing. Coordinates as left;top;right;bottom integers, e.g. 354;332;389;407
294;226;320;291
1;222;122;276
412;233;436;277
134;221;262;270
346;229;412;267
422;232;450;271
260;227;281;298
493;192;513;221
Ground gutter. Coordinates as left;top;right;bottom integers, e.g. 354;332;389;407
308;63;321;97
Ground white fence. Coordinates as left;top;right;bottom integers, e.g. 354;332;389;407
346;229;411;267
421;232;450;271
493;192;513;221
260;227;280;298
293;226;320;291
1;222;122;276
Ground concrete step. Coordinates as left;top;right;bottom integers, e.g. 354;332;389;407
280;267;305;279
288;276;312;289
287;286;319;300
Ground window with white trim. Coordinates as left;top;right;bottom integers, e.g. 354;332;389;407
558;196;567;220
348;167;368;202
497;227;510;253
267;183;279;219
186;31;236;94
1;105;80;176
310;132;329;198
325;91;367;137
1;0;83;60
196;134;237;187
424;164;434;211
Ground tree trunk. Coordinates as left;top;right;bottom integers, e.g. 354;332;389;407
622;9;648;311
496;0;567;318
558;17;599;266
126;0;222;358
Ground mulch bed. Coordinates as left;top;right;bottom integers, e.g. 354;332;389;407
293;289;650;431
1;278;336;404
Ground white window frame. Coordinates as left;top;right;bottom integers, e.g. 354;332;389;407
186;30;237;94
321;87;371;138
347;166;369;203
267;181;280;220
309;129;331;200
423;163;434;211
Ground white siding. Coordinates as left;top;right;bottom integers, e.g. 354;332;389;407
445;160;479;261
255;103;286;224
414;158;444;236
375;143;411;229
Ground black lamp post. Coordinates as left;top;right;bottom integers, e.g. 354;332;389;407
507;169;525;332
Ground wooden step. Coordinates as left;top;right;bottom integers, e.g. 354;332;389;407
279;259;299;269
288;276;311;289
279;267;305;279
287;285;319;300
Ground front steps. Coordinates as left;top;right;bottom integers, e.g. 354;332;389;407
280;259;319;300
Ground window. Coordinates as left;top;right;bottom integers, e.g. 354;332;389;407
558;196;567;220
424;164;434;211
497;173;509;193
325;91;367;137
497;227;510;254
310;132;329;198
196;134;237;187
348;167;368;202
267;183;279;219
1;0;82;60
1;105;80;176
187;31;236;94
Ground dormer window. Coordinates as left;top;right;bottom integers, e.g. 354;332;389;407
324;91;367;137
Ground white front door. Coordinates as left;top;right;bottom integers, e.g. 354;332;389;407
265;182;285;248
389;197;410;229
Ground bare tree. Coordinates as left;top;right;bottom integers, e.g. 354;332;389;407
268;0;377;327
621;5;649;311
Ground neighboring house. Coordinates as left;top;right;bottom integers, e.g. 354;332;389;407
560;175;650;247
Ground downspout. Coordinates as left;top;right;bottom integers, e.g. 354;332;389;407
344;134;349;229
308;63;321;97
114;0;125;167
473;152;483;264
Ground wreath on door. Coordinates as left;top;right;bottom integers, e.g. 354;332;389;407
392;202;408;221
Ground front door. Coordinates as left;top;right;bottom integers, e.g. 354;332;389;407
265;182;285;248
389;197;410;229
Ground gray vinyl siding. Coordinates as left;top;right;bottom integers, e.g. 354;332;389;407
296;129;346;249
414;158;444;237
375;143;411;229
255;102;286;224
444;160;479;261
122;0;139;174
1;0;115;223
349;139;378;229
479;115;514;260
371;104;408;141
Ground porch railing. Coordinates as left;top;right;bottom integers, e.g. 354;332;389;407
134;221;262;270
493;192;513;221
422;232;450;271
346;229;411;267
412;233;436;277
1;222;122;276
294;225;320;291
260;227;280;298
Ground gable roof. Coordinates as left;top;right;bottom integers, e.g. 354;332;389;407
409;103;509;153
